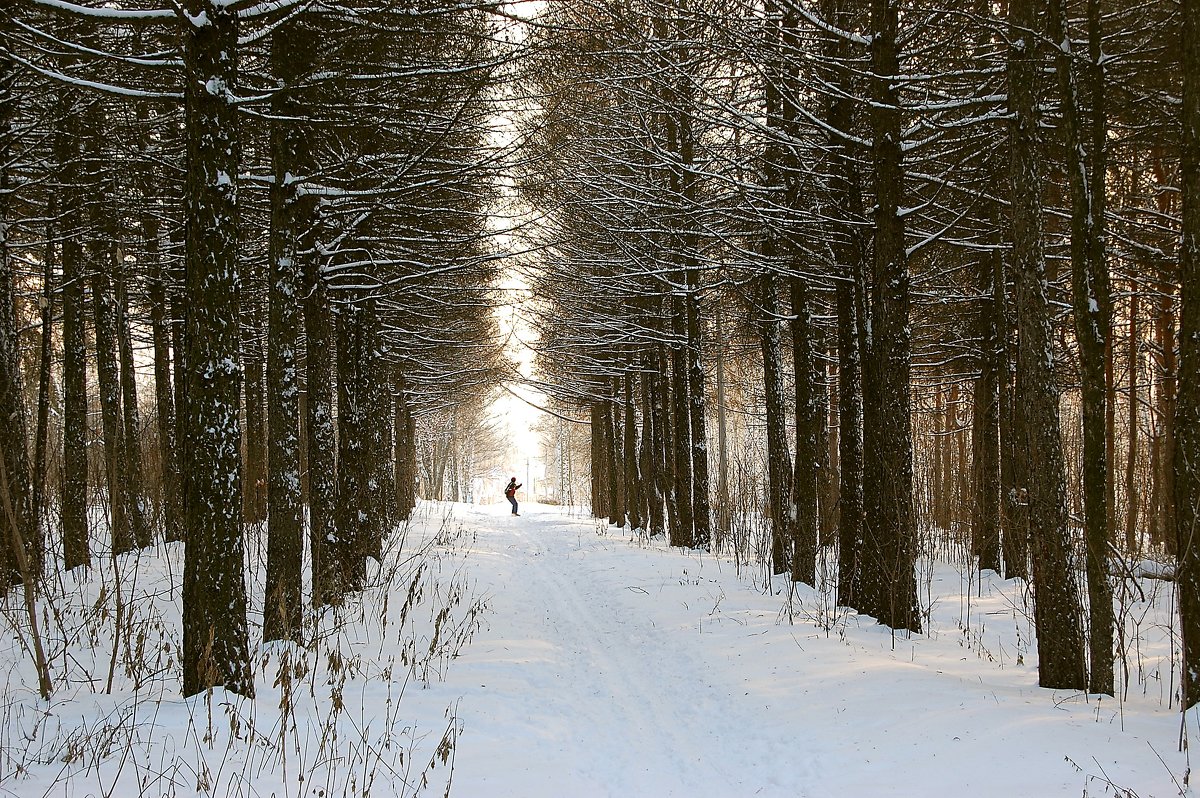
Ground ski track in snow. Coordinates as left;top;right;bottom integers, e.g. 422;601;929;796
439;506;806;796
411;501;1193;798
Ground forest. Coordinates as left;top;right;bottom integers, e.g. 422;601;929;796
2;0;1200;792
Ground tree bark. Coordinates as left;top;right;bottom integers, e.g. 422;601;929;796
115;263;152;548
263;15;314;640
181;0;253;698
89;188;133;555
143;118;182;544
1174;0;1200;710
758;275;793;576
791;276;820;586
624;372;643;531
972;244;1003;574
1047;0;1114;697
860;0;920;632
58;92;89;571
671;300;694;547
0;39;33;584
1007;0;1086;690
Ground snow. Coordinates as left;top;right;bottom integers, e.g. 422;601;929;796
426;504;1194;797
1;502;1194;797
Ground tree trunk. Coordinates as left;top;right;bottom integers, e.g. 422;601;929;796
1047;0;1113;696
143;137;182;544
242;287;267;525
58;93;89;571
335;298;369;593
1175;0;1200;710
972;242;1003;574
33;191;54;572
1126;289;1139;554
790;276;819;586
0;49;33;584
624;373;643;531
1007;0;1087;690
181;0;253;698
394;370;417;522
861;0;920;633
758;275;793;576
90;207;133;555
714;310;731;545
115;266;152;549
671;300;694;547
263;17;314;640
607;390;623;526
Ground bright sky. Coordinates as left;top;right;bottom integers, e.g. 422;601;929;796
487;0;552;485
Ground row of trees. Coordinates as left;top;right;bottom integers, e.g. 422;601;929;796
1;0;508;697
518;0;1200;705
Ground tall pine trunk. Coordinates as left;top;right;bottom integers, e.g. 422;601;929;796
263;16;314;640
758;275;793;576
791;276;820;586
1007;0;1086;690
181;0;253;698
1174;0;1200;710
0;38;33;584
861;0;919;632
1047;0;1114;697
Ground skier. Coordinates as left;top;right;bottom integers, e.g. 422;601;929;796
504;477;522;516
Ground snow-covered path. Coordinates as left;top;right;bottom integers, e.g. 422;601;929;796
439;505;805;796
417;501;1192;797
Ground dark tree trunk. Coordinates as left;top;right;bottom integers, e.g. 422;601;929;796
115;267;152;549
659;346;680;544
758;275;793;577
143;139;182;545
181;0;253;698
394;370;417;522
33;190;54;570
624;372;643;531
591;402;609;519
972;244;1003;574
685;278;711;549
360;304;386;558
1007;0;1086;690
1154;273;1177;551
172;255;190;538
861;0;920;633
1126;288;1139;553
263;16;314;641
1047;0;1114;697
304;251;336;606
607;391;623;527
1000;289;1029;579
1175;0;1200;710
90;209;133;555
242;285;267;525
791;276;820;586
671;300;694;547
58;93;89;571
0;48;33;584
714;311;732;544
642;363;664;537
819;0;866;609
335;297;373;593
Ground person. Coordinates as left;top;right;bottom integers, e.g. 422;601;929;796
504;477;522;516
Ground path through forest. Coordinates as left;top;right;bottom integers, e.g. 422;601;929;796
414;502;1190;797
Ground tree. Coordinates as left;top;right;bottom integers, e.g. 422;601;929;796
1007;0;1086;691
1175;0;1200;710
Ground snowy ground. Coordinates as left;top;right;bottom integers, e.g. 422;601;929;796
419;502;1195;798
1;501;1196;796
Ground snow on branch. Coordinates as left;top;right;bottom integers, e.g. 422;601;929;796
26;0;175;22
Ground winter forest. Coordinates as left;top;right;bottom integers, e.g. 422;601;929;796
3;0;1200;794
